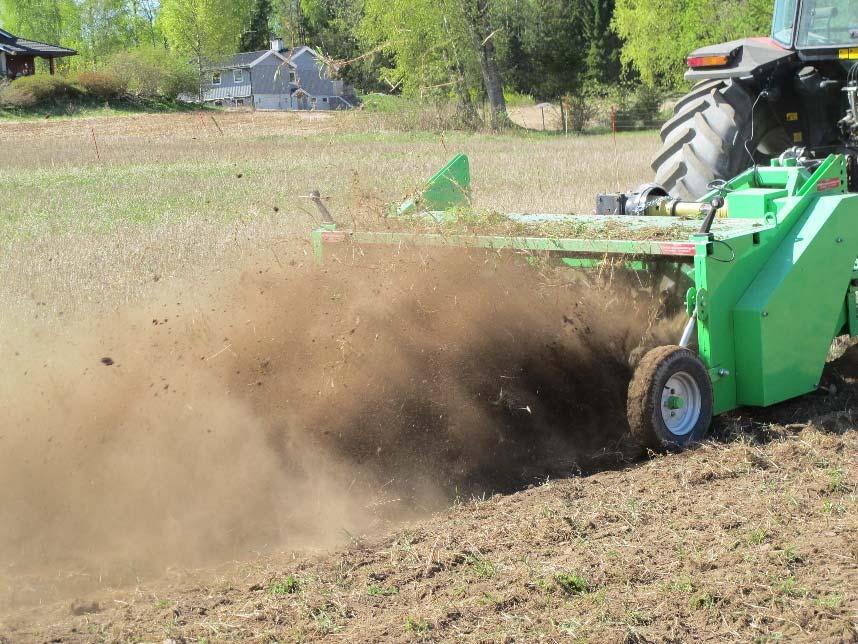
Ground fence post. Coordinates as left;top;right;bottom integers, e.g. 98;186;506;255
90;127;101;163
562;99;568;136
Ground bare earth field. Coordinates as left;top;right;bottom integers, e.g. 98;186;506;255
0;111;855;643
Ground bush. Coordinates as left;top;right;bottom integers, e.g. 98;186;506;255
0;75;80;108
564;90;599;133
107;47;197;100
75;70;127;101
615;84;664;129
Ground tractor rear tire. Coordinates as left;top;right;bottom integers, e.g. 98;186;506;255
627;345;713;451
651;79;790;200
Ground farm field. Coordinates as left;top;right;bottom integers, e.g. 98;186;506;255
0;111;855;643
0;110;656;318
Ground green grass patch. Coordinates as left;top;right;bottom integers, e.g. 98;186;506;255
357;93;414;113
405;616;431;634
503;90;536;107
815;592;844;610
554;571;590;595
367;583;399;597
465;554;495;579
270;575;302;595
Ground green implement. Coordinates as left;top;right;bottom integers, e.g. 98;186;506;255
311;153;858;450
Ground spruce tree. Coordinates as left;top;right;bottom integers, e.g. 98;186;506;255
240;0;273;51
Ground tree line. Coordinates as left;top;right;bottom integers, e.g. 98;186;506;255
0;0;773;121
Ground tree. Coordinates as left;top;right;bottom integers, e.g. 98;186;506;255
77;0;135;67
160;0;250;98
362;0;511;124
239;0;273;51
0;0;79;71
159;0;250;61
584;0;622;85
458;0;507;125
499;0;589;100
273;0;309;47
614;0;774;88
0;0;71;43
128;0;161;47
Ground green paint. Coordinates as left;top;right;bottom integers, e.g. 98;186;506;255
666;396;685;410
396;153;471;216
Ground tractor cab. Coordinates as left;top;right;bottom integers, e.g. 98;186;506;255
773;0;858;51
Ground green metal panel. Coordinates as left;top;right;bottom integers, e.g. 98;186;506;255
344;230;699;257
396;154;471;216
732;194;858;405
694;155;850;414
848;285;858;337
726;188;788;219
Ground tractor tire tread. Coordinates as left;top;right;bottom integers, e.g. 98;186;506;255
652;79;785;200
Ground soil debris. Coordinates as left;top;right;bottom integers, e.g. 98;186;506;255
0;248;675;614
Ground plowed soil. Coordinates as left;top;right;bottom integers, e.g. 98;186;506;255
0;247;855;643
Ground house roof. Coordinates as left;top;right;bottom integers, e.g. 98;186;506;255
0;28;76;57
203;83;252;101
203;49;294;71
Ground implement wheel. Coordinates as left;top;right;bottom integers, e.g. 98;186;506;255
627;345;713;450
652;79;789;200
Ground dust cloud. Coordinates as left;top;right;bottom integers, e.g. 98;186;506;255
0;247;678;609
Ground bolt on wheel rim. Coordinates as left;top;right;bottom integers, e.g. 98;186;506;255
661;371;702;436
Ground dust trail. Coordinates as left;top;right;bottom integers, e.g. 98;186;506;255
0;247;678;610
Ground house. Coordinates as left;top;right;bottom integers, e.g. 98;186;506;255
200;38;355;111
0;28;76;79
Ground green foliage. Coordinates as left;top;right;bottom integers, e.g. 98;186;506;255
239;0;273;51
0;0;776;118
465;553;495;579
614;0;775;88
361;0;476;99
0;75;80;108
74;70;127;100
584;0;622;85
554;571;590;595
404;616;430;634
0;0;76;50
107;46;197;98
159;0;252;62
366;583;399;596
270;574;302;595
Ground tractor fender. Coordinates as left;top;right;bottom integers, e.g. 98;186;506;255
685;37;798;82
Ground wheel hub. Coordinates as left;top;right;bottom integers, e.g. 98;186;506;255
661;371;702;436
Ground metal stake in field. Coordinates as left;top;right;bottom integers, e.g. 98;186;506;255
90;127;101;163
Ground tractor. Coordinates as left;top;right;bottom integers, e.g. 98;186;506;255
310;3;858;453
653;0;858;200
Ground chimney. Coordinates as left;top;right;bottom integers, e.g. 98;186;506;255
270;37;284;52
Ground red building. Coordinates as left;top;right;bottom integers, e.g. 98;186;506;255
0;28;76;79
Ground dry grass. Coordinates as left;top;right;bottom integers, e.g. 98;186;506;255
0;110;658;317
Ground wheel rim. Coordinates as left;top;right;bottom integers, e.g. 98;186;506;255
661;371;702;436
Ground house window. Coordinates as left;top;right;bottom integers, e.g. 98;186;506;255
212;72;222;85
289;71;296;83
234;69;243;83
236;98;245;106
322;97;328;103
